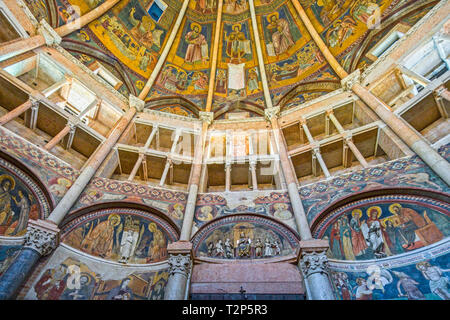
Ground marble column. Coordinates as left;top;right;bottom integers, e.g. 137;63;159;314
180;112;213;241
266;107;336;300
0;220;59;299
265;107;312;240
164;241;193;300
44;123;75;151
298;240;335;300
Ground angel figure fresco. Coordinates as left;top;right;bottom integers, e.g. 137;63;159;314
326;15;357;48
129;7;164;49
266;12;295;56
184;23;209;64
225;24;249;64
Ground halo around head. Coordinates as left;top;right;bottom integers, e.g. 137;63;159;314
351;209;363;218
108;214;121;226
0;175;15;190
389;203;402;214
232;23;242;31
191;22;202;32
267;12;280;23
367;206;382;219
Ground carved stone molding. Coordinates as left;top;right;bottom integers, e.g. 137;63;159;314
199;111;214;124
23;220;60;256
37;20;61;46
298;239;330;277
264;106;280;121
341;70;361;91
167;253;191;277
129;95;145;112
299;250;330;277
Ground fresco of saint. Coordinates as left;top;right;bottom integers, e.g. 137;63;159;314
267;12;294;56
184;23;208;64
225;24;249;64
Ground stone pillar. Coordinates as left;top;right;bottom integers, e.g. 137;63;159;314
179;112;212;241
205;0;224;112
298;240;335;300
44;123;73;151
265;107;312;240
0;96;39;126
128;153;145;181
249;159;258;191
164;241;193;300
248;0;274;109
225;162;231;191
0;220;59;299
327;111;368;168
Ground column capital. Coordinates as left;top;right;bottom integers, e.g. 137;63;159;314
343;132;353;143
129;94;145;112
325;109;334;116
298;239;330;277
167;241;193;277
264;106;280;121
37;20;62;46
23;219;60;256
199;111;214;124
29;96;40;107
341;69;361;91
299;117;307;126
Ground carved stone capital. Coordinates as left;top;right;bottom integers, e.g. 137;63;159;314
37;20;61;46
167;241;193;277
299;239;330;277
23;219;60;256
129;94;145;112
199;111;214;124
264;106;280;121
341;70;361;91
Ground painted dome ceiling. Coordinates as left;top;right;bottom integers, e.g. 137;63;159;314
25;0;436;118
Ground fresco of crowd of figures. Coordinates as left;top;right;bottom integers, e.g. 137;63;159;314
313;196;450;261
193;214;299;259
62;208;179;264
